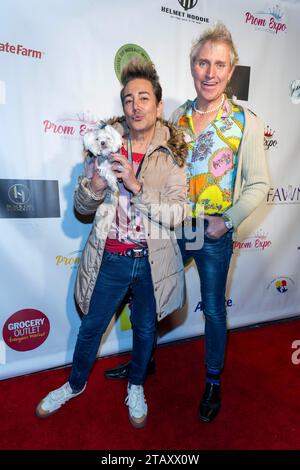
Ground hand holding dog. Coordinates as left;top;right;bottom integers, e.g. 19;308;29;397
110;153;142;195
90;171;108;194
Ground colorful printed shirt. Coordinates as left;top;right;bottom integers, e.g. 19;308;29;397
177;96;245;216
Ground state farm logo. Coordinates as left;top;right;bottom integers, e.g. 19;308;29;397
43;112;99;141
267;185;300;204
267;277;295;295
2;309;50;352
0;41;44;59
161;1;209;24
264;125;278;150
233;229;272;251
55;251;81;269
244;5;287;34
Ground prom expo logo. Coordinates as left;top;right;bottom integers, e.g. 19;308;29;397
2;309;50;352
55;251;81;269
42;112;99;140
244;4;287;34
264;125;278;151
0;41;44;59
233;229;272;252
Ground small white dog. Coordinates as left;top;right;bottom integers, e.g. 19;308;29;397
83;122;122;192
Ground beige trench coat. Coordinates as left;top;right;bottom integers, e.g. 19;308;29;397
74;118;187;321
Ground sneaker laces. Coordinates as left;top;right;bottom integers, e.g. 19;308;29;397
125;385;147;417
48;382;74;405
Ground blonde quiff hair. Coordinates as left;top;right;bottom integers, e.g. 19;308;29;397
190;22;239;68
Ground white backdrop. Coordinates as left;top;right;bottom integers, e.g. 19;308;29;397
0;0;299;380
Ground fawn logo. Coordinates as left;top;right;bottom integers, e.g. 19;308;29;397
267;185;300;205
244;4;287;34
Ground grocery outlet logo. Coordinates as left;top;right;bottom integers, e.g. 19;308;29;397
0;41;44;59
2;309;50;352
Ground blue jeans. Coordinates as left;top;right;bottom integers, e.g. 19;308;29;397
177;222;233;373
69;250;157;391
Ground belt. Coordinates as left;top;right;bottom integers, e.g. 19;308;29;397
118;247;149;258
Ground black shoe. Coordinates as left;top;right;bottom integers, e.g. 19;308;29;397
104;358;155;380
199;382;221;423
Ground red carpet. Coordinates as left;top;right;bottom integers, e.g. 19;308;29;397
0;318;300;450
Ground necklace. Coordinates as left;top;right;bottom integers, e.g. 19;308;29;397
193;94;225;115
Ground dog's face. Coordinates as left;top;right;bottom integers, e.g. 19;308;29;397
83;124;122;157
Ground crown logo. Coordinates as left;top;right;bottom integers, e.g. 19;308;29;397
75;112;98;125
269;4;283;20
254;229;268;239
264;126;274;138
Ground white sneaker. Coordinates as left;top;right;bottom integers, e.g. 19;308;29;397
125;383;148;428
36;381;86;418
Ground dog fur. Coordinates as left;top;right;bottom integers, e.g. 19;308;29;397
83;122;122;192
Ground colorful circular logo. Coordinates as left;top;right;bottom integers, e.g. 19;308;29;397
114;44;151;82
3;309;50;352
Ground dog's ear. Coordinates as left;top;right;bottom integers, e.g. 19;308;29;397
96;121;107;130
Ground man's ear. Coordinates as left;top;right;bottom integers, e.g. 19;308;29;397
228;65;235;82
157;100;163;118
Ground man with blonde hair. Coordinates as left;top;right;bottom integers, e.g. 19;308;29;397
170;22;269;422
